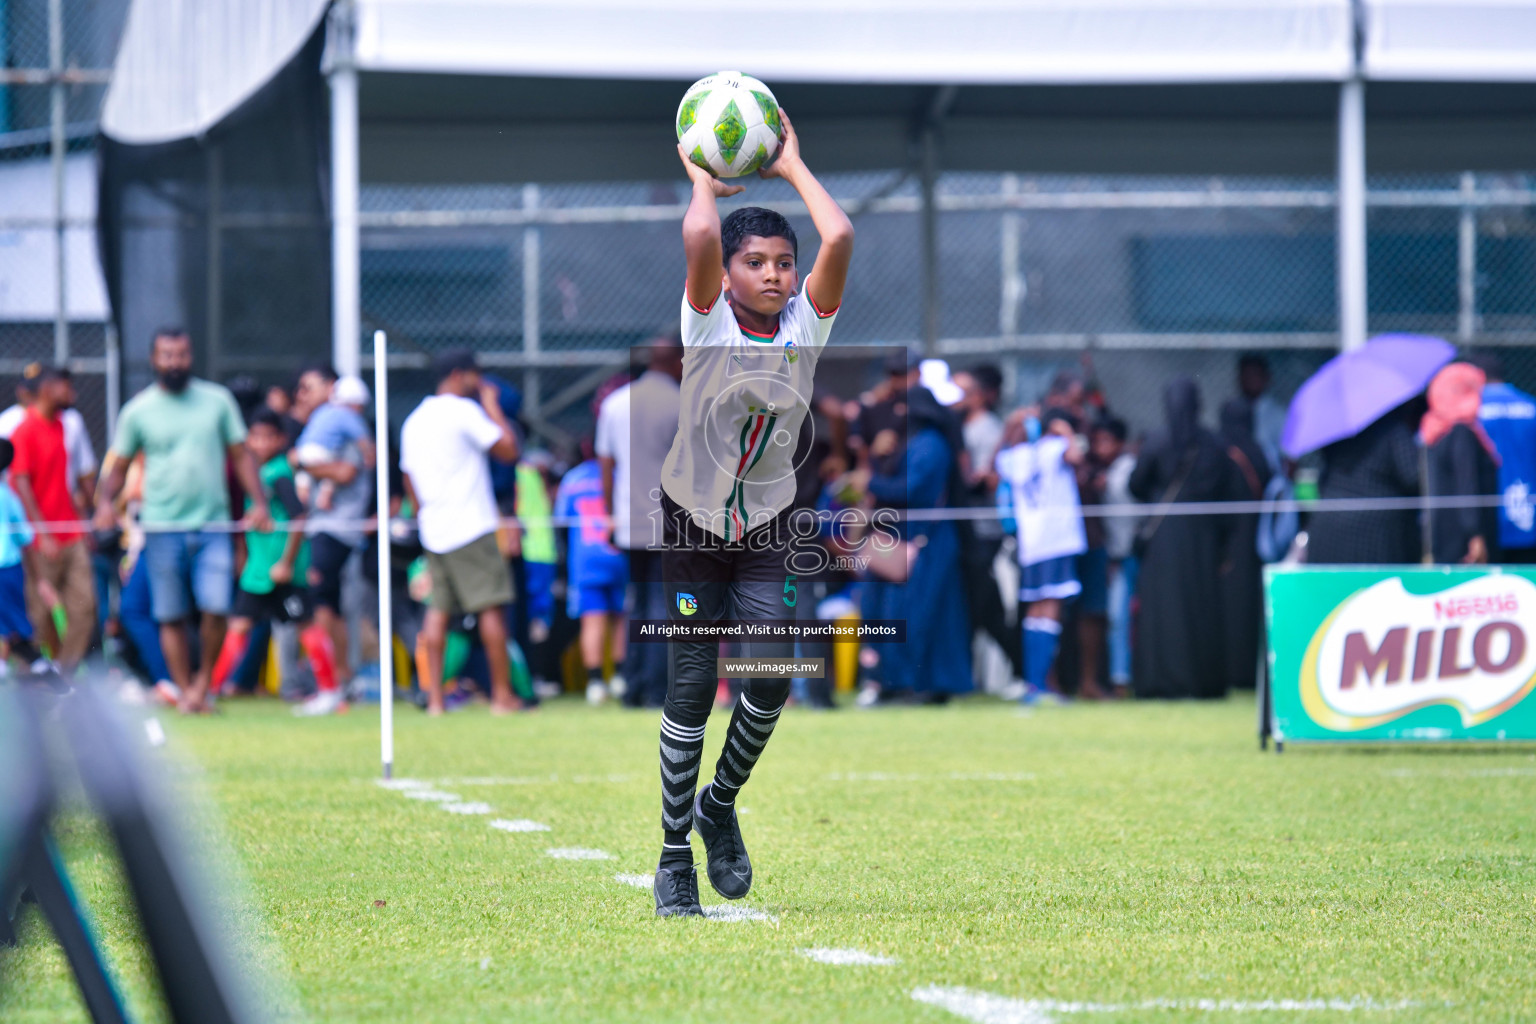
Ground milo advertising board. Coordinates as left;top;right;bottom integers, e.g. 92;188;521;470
1265;566;1536;743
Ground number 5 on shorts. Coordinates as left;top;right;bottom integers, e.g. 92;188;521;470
783;574;797;608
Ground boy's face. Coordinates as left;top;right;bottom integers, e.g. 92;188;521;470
248;423;285;464
723;235;798;318
294;371;330;418
1090;428;1123;464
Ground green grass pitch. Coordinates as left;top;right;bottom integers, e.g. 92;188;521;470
3;695;1534;1023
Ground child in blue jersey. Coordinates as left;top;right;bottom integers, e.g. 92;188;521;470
555;456;629;705
995;407;1087;704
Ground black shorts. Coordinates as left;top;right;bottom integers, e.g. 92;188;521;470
660;493;799;618
307;533;352;612
232;584;312;624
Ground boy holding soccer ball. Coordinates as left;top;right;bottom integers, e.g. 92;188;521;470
652;110;853;917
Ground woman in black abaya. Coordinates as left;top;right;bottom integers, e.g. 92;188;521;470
1129;378;1246;699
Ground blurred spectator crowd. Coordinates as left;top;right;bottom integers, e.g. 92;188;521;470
1;327;1530;712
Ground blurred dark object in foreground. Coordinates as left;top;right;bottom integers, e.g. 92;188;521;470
0;679;263;1024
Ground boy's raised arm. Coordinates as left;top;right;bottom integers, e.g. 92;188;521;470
762;112;854;316
678;146;743;313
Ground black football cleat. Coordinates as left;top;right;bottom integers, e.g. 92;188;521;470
653;865;704;918
692;784;752;900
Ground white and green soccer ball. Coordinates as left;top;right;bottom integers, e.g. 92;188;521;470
676;72;782;179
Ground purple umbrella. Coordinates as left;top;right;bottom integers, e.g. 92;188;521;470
1281;334;1456;458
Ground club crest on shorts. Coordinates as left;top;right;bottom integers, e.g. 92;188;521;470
677;593;699;616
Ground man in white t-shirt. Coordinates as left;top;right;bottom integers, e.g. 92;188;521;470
996;407;1087;705
650;111;854;919
0;362;98;506
399;350;521;716
595;334;682;707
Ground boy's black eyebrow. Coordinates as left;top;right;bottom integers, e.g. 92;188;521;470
737;248;795;261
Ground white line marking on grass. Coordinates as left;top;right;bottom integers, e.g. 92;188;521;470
376;778;430;791
436;774;636;787
1384;766;1536;779
490;819;551;833
911;987;1419;1023
799;947;897;966
545;847;613;861
441;802;493;815
614;873;654;889
702;905;776;923
826;771;1035;783
402;790;461;802
912;988;1052;1024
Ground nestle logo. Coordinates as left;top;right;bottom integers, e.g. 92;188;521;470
1433;593;1518;621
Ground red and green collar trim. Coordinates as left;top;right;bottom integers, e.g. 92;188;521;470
738;322;779;342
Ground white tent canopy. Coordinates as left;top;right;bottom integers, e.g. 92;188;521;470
101;0;329;145
102;0;1536;147
100;1;1536;172
1364;0;1536;80
353;0;1356;84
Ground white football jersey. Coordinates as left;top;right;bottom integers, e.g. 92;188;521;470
659;285;838;541
996;435;1088;567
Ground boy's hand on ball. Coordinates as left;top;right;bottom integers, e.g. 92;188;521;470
677;145;744;197
758;110;800;179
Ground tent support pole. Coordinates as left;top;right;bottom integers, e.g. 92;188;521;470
49;0;67;365
919;86;957;357
330;4;361;379
1457;172;1477;342
205;146;222;380
1336;76;1367;352
920;125;939;356
523;184;541;425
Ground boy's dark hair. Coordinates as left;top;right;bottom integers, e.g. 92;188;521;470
248;407;286;433
968;363;1003;398
0;438;12;475
1093;416;1129;443
300;362;339;385
1041;406;1079;434
721;207;797;266
431;348;478;384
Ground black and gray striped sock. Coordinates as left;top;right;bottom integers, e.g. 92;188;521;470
703;691;783;811
658;711;706;869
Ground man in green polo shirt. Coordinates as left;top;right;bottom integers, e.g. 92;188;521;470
94;329;271;713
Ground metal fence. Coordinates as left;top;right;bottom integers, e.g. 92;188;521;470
0;0;128;453
358;170;1536;446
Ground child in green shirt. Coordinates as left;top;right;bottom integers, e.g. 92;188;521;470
211;409;341;715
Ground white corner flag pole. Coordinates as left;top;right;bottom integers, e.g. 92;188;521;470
373;330;395;780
